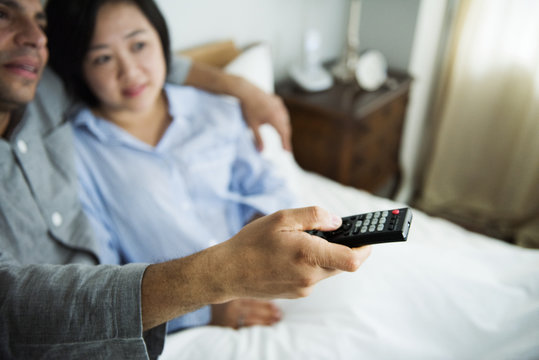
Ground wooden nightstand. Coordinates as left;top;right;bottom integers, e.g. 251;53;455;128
276;72;412;198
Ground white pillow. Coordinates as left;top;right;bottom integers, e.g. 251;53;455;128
224;42;275;94
224;42;302;195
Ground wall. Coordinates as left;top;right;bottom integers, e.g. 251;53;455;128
156;0;349;80
155;0;451;203
360;0;420;71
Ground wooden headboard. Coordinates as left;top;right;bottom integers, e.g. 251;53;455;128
177;40;241;69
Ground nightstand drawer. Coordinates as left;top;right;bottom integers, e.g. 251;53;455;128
289;109;341;178
277;72;412;198
343;94;408;190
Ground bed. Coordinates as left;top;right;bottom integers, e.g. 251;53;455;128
161;43;539;359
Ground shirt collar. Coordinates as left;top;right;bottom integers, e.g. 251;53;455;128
165;83;199;120
71;86;183;152
2;107;24;140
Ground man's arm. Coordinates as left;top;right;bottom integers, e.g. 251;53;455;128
141;206;372;330
169;57;292;152
0;253;158;358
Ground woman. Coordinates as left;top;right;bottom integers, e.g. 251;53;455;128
45;0;294;332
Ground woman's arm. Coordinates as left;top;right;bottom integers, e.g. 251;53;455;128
169;57;291;152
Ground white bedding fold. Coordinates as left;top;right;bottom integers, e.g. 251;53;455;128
162;160;539;359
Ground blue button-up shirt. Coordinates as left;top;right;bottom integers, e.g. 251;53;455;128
71;84;296;331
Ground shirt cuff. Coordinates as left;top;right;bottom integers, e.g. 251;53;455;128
114;263;167;358
168;56;193;85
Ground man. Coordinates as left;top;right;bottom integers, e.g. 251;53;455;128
0;0;371;358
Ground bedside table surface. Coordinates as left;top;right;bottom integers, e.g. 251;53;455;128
276;72;412;121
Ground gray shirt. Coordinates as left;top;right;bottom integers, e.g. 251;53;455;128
1;58;191;359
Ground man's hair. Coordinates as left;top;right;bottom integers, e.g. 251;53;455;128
45;0;171;107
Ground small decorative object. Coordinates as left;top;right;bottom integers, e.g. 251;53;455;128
289;28;334;92
332;0;389;91
355;49;388;91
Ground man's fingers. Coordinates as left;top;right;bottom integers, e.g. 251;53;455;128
278;206;342;232
251;127;264;152
237;299;282;327
315;241;372;272
271;106;293;152
245;300;282;324
351;245;372;269
277;123;292;152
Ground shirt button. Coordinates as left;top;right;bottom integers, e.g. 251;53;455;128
17;139;28;154
51;212;63;227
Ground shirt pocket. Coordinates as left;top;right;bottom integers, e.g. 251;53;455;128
181;140;237;199
41;123;96;252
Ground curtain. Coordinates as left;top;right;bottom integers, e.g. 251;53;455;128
417;0;539;248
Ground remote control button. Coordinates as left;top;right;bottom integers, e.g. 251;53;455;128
306;208;412;248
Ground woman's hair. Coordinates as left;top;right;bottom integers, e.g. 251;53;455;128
45;0;171;107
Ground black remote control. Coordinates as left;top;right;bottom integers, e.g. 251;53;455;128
307;208;413;247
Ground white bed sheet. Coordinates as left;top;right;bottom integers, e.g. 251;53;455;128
162;130;539;360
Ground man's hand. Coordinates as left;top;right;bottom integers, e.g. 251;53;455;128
210;299;282;329
218;206;371;300
184;61;292;152
237;83;292;152
141;206;371;330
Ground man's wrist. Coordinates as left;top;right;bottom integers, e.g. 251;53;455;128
140;243;236;331
223;74;252;101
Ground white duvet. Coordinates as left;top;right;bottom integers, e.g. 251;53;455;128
162;128;539;360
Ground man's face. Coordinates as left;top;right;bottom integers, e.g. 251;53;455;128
0;0;47;111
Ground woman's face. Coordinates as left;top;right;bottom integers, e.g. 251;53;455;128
82;2;166;116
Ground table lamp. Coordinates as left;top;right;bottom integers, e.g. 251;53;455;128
331;0;362;82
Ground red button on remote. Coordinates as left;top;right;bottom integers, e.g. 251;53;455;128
392;209;400;215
